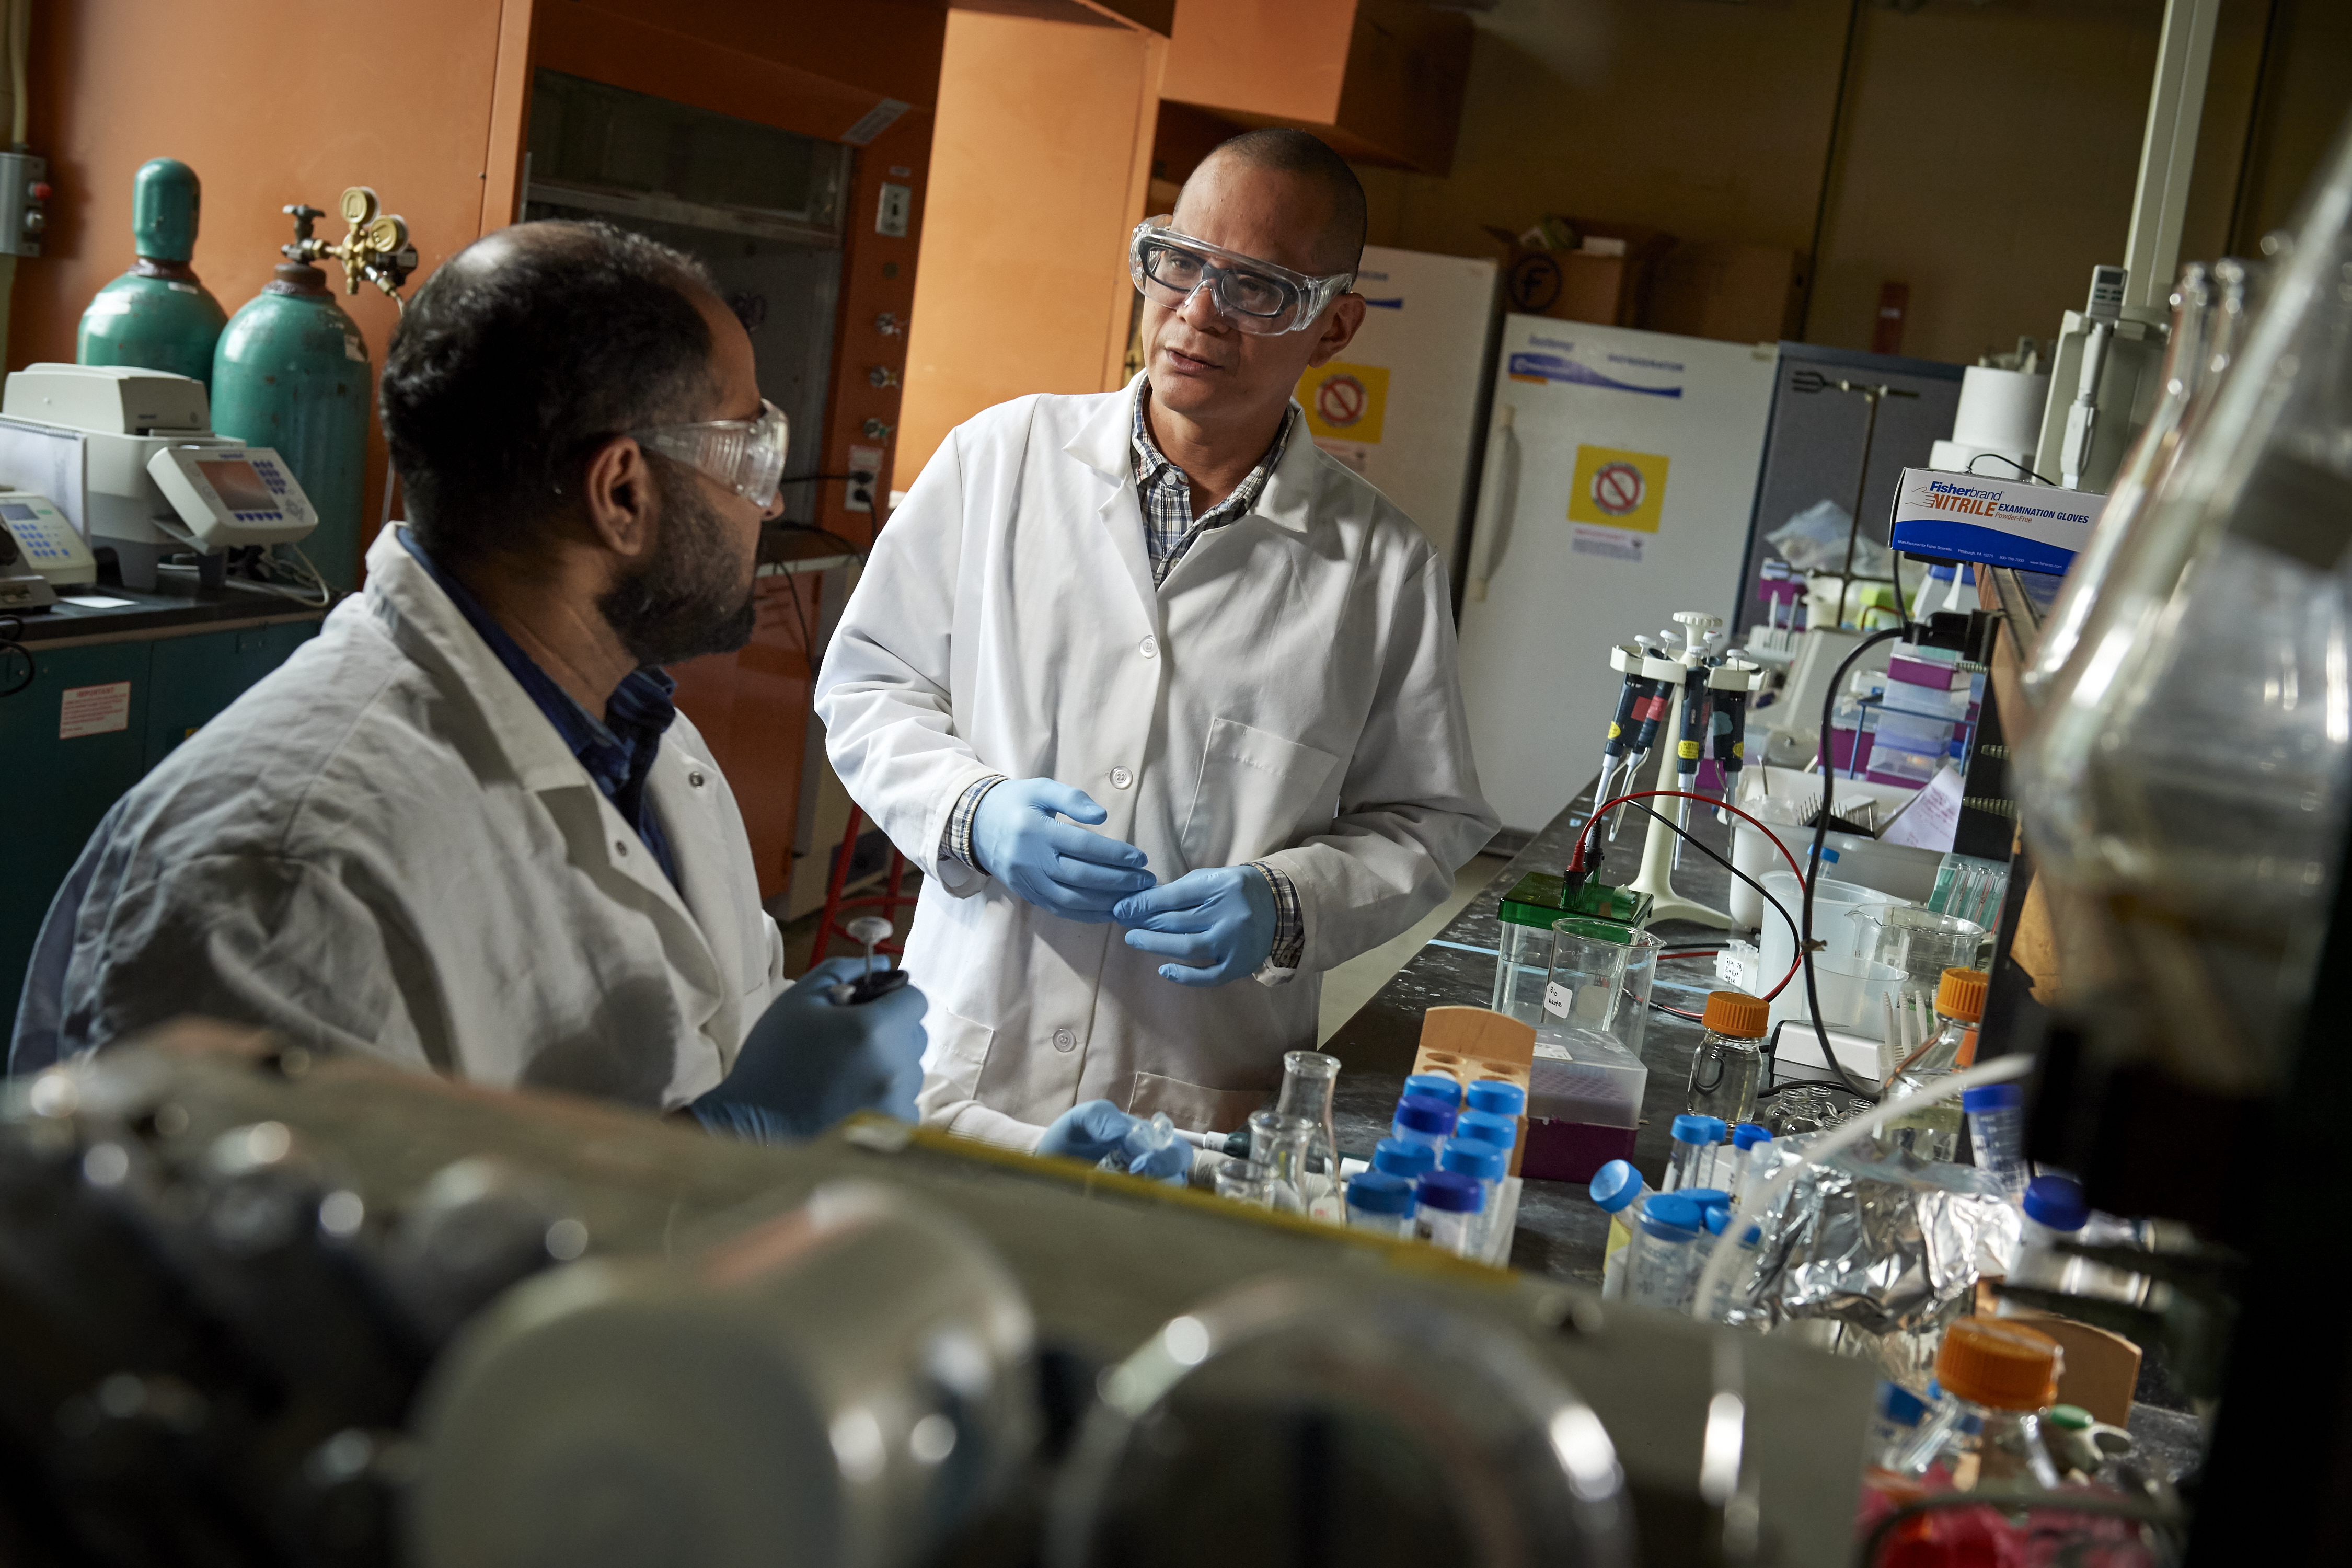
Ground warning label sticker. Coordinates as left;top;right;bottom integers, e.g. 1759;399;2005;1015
61;681;131;740
1297;360;1390;444
1566;443;1670;534
1571;525;1644;563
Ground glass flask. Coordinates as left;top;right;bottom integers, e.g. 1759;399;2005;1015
2020;117;2352;1085
1272;1050;1340;1205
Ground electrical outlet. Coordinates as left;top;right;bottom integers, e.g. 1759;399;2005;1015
844;445;884;513
875;182;911;238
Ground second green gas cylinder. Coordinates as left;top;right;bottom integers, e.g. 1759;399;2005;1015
211;261;371;591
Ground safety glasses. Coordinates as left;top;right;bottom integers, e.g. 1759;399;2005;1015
1129;216;1355;336
630;399;790;508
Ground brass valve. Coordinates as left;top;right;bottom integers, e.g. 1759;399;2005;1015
283;186;420;303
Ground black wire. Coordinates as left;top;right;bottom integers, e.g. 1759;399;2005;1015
1963;451;2059;486
1807;625;1909;1101
1599;798;1804;1006
767;520;870;565
777;470;875;485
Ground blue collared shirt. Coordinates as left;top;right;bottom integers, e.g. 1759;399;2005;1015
399;531;682;889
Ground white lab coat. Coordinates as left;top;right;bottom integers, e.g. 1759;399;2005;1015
11;527;788;1105
816;376;1497;1146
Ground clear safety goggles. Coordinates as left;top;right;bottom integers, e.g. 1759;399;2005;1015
1129;216;1355;335
630;399;789;508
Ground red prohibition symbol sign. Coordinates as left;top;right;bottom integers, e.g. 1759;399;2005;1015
1317;373;1368;428
1592;460;1645;516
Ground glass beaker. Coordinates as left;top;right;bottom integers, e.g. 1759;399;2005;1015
1539;918;1663;1060
1212;1157;1273;1208
1247;1110;1317;1215
1491;917;1556;1027
1846;905;1989;1004
1273;1050;1340;1205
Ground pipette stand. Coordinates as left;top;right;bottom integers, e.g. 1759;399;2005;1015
1621;609;1734;929
1622;739;1734;929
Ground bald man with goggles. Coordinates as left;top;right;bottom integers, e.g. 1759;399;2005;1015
817;128;1496;1165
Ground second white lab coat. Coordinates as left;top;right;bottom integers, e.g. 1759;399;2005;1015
12;526;789;1105
816;376;1497;1146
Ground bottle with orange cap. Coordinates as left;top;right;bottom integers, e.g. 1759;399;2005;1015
1684;989;1772;1126
1883;968;1988;1163
1887;1318;2064;1493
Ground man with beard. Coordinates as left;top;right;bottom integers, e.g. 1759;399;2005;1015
8;221;925;1141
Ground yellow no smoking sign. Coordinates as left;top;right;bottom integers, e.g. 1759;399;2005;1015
1298;360;1390;444
1566;443;1670;534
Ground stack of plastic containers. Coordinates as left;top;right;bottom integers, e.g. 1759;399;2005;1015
1523;918;1659;1182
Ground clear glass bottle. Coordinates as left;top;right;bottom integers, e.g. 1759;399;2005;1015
1275;1050;1342;1207
1683;990;1770;1126
1247;1110;1317;1215
1909;1318;2063;1492
1883;967;1986;1163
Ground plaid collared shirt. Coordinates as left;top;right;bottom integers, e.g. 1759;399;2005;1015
936;385;1306;974
1131;385;1296;585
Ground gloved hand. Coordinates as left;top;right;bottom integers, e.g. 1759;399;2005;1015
691;956;927;1142
1035;1099;1191;1183
971;778;1155;923
1113;864;1276;986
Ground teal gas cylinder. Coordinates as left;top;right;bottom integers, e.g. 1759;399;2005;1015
211;260;371;590
77;158;228;389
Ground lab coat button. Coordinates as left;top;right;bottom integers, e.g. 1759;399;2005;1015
1139;635;1158;659
1109;766;1134;790
1052;1027;1077;1053
688;770;707;788
614;840;629;856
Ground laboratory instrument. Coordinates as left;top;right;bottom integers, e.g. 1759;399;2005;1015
1274;1049;1342;1210
1454;1108;1519;1161
1458;316;1778;834
1438;1137;1507;1255
0;492;94;585
1403;1069;1463;1109
1663;1114;1724;1193
76;157;227;388
0;364;318;589
1530;917;1659;1131
1962;1083;2029;1200
1882;967;1986;1161
1588;1159;1647;1299
1629;1192;1705;1311
1465;1078;1525;1120
1212;1157;1274;1208
1389;1093;1456;1155
1246;1110;1319;1214
1371;1138;1436;1182
211;205;381;590
1490;869;1648;1028
1343;1170;1418;1238
1683;989;1770;1127
1415;1170;1483;1258
0;521;50;611
1094;1111;1181;1180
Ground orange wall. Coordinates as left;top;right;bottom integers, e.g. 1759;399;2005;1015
898;10;1165;481
13;0;528;550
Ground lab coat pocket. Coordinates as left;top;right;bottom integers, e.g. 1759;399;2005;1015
1179;717;1344;870
917;1008;996;1124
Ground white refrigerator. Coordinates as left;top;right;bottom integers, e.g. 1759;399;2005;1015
1457;316;1780;835
1294;245;1499;568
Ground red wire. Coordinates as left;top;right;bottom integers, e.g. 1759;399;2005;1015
1578;787;1812;1003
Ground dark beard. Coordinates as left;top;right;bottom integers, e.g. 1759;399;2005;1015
597;464;758;667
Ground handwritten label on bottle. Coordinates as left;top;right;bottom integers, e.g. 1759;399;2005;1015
1544;981;1574;1018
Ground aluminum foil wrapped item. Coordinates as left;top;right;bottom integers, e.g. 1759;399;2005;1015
1719;1134;2022;1380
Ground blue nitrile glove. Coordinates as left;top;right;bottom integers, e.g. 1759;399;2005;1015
1036;1099;1190;1183
690;957;927;1142
970;778;1156;923
1113;865;1276;986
